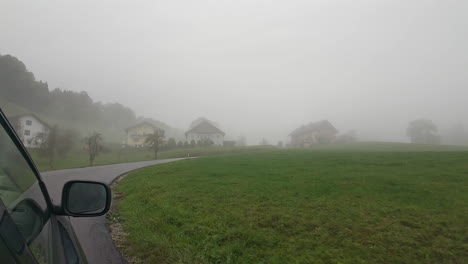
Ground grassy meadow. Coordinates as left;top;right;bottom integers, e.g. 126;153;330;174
113;149;468;263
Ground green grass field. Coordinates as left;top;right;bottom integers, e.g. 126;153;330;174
113;149;468;264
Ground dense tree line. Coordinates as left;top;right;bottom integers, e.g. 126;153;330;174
0;54;162;135
0;54;137;127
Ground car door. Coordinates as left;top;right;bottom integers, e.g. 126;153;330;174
0;110;85;264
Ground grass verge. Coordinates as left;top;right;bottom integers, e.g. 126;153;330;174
113;149;468;263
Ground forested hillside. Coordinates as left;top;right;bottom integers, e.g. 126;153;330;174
0;54;182;142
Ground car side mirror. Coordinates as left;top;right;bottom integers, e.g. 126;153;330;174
61;181;111;217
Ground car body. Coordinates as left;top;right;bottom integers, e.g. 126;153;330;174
0;107;112;264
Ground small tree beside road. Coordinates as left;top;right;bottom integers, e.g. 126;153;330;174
83;132;103;166
32;125;78;169
145;129;165;159
33;125;58;169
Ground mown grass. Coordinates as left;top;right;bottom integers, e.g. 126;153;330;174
30;145;274;172
114;149;468;264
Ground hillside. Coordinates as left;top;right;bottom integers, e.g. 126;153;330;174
0;54;183;143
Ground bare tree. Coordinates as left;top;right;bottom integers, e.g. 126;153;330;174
32;125;58;169
83;132;103;166
407;119;440;144
32;126;78;169
145;129;165;159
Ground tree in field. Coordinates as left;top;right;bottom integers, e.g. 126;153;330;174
190;139;196;148
145;129;165;159
83;132;103;166
406;119;440;144
184;141;189;148
33;125;59;169
32;125;78;169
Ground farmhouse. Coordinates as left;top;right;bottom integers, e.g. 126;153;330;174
10;114;50;148
186;121;225;146
125;122;163;147
289;120;338;147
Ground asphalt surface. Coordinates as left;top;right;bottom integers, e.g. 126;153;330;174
41;158;187;264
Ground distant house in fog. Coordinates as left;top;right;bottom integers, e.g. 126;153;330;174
125;122;163;147
289;120;338;147
186;121;225;146
10;114;50;148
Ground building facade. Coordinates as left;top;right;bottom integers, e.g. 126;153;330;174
289;120;338;147
11;114;50;148
185;121;225;146
125;122;162;147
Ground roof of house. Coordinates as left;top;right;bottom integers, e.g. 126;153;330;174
289;120;338;137
125;121;160;133
8;113;51;128
185;121;225;136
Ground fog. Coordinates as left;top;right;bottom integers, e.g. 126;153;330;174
1;0;467;144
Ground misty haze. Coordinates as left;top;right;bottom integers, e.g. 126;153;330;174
2;0;468;144
0;1;467;263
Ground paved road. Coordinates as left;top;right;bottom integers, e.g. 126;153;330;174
41;158;186;264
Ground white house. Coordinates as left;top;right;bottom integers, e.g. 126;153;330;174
10;114;50;148
185;121;225;146
125;121;163;148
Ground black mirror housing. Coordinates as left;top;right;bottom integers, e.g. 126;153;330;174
59;180;111;217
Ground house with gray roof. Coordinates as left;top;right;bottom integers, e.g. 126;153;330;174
9;113;50;148
185;120;225;146
289;120;338;147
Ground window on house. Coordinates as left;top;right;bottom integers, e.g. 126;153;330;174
26;120;32;126
24;130;30;136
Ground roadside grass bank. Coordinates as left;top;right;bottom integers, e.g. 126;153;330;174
113;150;468;263
107;175;141;264
30;145;275;172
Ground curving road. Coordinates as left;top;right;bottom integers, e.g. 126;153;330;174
41;158;187;264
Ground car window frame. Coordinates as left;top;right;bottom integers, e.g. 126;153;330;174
0;108;54;221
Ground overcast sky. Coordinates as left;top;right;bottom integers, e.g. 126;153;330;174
1;0;467;144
